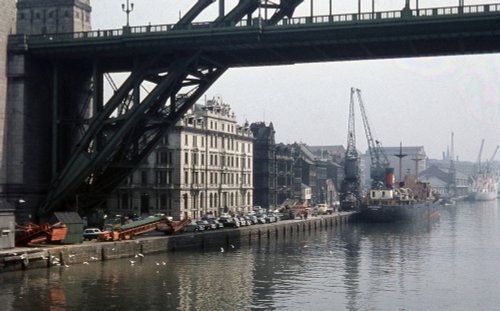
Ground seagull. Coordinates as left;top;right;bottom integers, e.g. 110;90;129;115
156;262;160;266
64;265;70;268
90;256;98;260
129;260;136;264
220;247;225;253
41;255;48;260
83;261;89;265
20;254;27;259
137;253;144;258
68;254;75;258
161;261;166;265
111;248;115;251
230;244;235;249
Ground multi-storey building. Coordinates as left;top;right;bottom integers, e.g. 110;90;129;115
275;143;295;206
291;143;328;205
250;122;277;210
108;97;254;220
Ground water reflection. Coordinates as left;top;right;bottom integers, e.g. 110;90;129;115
1;200;499;310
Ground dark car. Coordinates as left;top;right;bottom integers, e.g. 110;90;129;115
83;228;102;240
185;222;205;232
219;218;240;228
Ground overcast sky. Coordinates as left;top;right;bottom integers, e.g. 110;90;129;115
91;0;500;162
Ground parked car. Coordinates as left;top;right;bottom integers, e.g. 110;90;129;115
219;218;240;228
256;215;267;224
265;214;276;223
83;228;102;240
197;220;216;230
245;215;257;225
185;222;205;232
235;217;244;226
209;219;224;229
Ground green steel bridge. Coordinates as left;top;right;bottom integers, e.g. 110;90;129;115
8;1;500;218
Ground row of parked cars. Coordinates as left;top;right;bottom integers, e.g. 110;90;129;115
185;213;280;232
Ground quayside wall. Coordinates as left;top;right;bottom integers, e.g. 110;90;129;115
0;213;355;272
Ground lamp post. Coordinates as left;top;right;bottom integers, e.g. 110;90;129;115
122;0;134;27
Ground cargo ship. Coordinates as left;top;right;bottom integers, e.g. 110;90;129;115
468;173;498;201
359;173;441;223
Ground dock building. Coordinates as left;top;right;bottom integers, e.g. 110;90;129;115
107;97;254;220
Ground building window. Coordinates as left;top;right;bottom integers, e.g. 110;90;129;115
184;152;188;165
183;194;188;210
158;151;168;164
121;193;129;210
160;194;167;209
141;171;148;185
192;153;197;166
184;171;189;184
157;171;167;185
185;134;189;146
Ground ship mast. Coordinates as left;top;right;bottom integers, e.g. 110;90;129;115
394;142;407;184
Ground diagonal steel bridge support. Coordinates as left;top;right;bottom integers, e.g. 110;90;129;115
38;0;304;216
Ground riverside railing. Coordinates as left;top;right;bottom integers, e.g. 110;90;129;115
22;3;500;46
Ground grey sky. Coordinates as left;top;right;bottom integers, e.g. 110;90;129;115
91;0;500;162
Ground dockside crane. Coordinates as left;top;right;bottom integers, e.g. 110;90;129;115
353;88;393;188
485;145;499;174
339;88;361;211
474;139;485;174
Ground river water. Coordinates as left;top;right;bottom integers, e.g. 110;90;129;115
1;200;499;310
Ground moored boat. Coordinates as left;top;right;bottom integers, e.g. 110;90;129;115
468;174;498;201
359;175;440;223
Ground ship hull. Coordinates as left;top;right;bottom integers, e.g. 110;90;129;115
468;191;497;201
359;202;440;223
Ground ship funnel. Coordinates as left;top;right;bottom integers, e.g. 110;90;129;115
385;168;395;188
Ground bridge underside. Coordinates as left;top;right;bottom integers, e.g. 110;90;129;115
12;1;500;218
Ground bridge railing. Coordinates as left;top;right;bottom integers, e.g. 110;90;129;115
21;3;500;45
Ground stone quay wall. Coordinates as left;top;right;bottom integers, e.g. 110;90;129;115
0;213;355;272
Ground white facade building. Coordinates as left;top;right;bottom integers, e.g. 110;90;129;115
108;97;254;220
